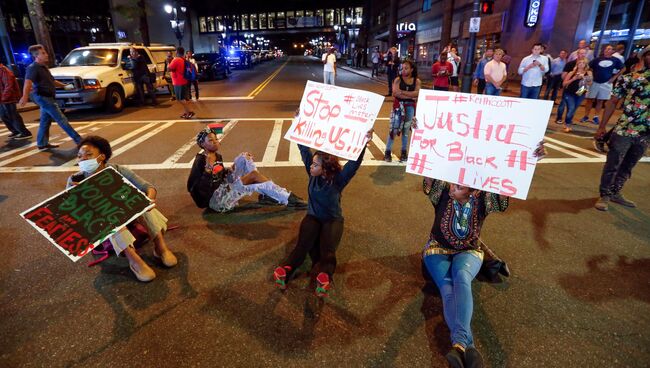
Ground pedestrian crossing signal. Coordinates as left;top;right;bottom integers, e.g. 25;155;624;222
481;0;495;14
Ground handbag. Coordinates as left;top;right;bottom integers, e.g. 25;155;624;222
478;239;510;282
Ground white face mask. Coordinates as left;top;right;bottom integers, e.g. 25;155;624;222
78;157;100;173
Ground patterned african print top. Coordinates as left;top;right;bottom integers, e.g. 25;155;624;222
612;68;650;138
422;179;509;256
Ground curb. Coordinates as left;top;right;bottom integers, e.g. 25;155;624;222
338;65;388;85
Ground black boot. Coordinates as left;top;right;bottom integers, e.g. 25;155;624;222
287;193;308;210
464;347;484;368
384;150;392;162
399;151;408;163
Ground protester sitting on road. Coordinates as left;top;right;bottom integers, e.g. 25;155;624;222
166;46;195;119
417;117;546;367
66;135;177;282
558;58;592;133
273;128;374;298
385;59;420;163
0;61;32;140
187;126;307;213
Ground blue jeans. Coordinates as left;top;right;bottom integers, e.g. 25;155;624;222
485;83;501;96
520;85;541;99
385;104;414;154
323;71;335;85
559;93;585;125
32;94;81;147
424;252;482;348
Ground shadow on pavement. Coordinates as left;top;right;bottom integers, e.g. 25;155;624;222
369;165;406;186
559;255;650;304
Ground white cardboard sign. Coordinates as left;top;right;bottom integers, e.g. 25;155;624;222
406;90;552;199
284;80;384;160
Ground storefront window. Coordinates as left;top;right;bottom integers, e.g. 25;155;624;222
268;12;275;29
355;7;363;24
241;14;249;30
207;17;214;32
316;10;324;26
199;17;207;33
325;9;334;26
250;14;258;30
276;12;285;28
216;16;223;31
259;13;267;29
231;15;239;31
287;11;295;28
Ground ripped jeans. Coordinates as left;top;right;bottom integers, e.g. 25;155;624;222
209;153;291;212
385;102;415;154
423;251;482;348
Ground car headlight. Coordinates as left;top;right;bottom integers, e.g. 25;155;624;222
83;79;101;89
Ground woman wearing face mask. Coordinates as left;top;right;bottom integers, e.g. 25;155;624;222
67;136;177;282
385;59;421;163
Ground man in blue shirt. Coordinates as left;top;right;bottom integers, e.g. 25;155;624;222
544;50;567;103
581;45;623;125
472;48;493;94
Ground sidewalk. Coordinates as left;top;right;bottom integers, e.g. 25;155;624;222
17;102;38;113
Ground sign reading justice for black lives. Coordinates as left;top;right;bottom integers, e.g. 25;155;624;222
20;167;154;262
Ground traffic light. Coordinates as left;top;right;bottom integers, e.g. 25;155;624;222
481;0;495;14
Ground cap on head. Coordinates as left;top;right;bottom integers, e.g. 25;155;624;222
196;123;224;146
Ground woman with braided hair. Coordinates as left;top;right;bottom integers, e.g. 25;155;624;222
187;125;307;212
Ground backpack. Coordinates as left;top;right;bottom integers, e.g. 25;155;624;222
183;60;197;82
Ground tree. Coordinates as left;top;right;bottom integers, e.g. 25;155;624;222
441;0;455;49
25;0;55;66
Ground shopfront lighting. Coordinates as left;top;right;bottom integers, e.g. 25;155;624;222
346;17;352;23
164;4;173;14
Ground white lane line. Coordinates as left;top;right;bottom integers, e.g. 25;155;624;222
6;156;647;172
162;120;238;165
544;136;603;158
288;141;302;164
371;132;396;160
111;122;175;158
60;122;156;166
0;124;39;138
0;123;100;166
544;142;588;158
262;119;284;164
63;118;393;125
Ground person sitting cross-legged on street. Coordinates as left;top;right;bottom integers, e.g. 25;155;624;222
67;136;177;282
187;126;307;213
272;128;373;298
594;46;650;211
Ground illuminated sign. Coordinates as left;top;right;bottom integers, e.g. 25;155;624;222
396;22;416;32
525;0;541;28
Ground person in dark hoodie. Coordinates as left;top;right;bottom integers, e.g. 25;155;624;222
187;125;307;212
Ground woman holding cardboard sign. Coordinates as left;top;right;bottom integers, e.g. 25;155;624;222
67;136;177;282
385;59;421;163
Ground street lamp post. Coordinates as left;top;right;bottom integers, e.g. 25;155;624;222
164;2;187;47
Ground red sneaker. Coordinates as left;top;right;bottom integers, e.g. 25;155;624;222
273;266;291;290
315;272;331;298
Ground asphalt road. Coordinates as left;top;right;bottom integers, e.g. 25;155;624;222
0;56;648;368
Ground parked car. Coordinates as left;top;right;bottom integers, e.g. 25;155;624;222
194;52;229;80
49;43;174;113
227;49;252;69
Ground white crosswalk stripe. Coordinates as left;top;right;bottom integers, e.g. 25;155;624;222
0;118;647;173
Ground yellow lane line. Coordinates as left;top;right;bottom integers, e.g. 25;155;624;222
247;60;289;98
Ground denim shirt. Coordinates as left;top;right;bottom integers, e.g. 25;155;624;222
473;58;491;79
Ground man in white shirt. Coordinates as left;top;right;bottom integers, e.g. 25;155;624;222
568;39;594;62
484;49;507;96
612;44;625;63
447;45;461;92
371;47;380;77
322;47;337;85
518;43;549;99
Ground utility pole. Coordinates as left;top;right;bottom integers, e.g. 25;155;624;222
461;0;479;93
25;0;55;66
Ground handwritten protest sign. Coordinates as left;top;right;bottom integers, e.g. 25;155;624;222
407;90;552;199
284;80;384;160
20;167;154;262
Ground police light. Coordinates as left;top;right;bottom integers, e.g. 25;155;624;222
481;0;494;14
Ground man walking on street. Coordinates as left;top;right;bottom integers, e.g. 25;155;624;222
0;62;32;140
129;48;158;107
518;43;549;99
484;49;507;96
472;47;493;94
371;48;380;77
185;50;200;100
322;47;337;85
544;50;567;102
167;46;195;119
580;45;623;126
18;44;81;150
594;46;649;211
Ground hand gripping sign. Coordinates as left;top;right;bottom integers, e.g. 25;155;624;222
285;81;384;160
406;90;552;199
20;167;154;262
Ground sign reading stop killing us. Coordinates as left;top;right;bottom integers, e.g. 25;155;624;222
407;90;552;199
20;167;154;262
285;80;384;160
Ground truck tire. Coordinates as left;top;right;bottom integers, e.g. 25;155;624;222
105;85;124;113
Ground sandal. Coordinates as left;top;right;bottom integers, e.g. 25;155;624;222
187;111;195;118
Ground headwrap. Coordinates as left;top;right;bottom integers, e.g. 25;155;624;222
196;123;225;146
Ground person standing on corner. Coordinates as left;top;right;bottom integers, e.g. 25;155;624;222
517;43;549;99
322;47;337;85
18;44;81;151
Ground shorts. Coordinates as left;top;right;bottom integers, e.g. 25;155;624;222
450;76;459;86
586;82;612;100
173;84;190;101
